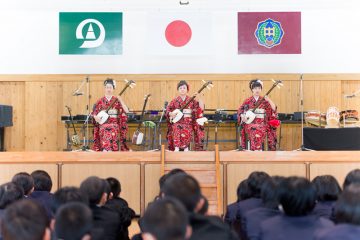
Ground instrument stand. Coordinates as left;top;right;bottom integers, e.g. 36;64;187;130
295;74;314;151
75;112;93;152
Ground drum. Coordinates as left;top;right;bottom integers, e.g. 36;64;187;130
305;110;326;127
326;107;340;128
340;110;360;127
340;110;359;123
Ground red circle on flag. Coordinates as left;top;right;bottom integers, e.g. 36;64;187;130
165;20;192;47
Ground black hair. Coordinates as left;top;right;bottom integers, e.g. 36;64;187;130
261;177;280;209
159;168;186;192
247;171;270;198
52;187;89;214
80;176;107;205
11;172;34;195
104;78;115;89
311;175;342;201
198;195;209;215
142;197;189;240
249;79;263;90
2;199;49;240
335;183;360;225
55;202;93;240
236;179;251;202
106;177;122;197
177;80;189;91
0;182;24;209
162;173;201;212
31;170;52;192
278;177;316;216
343;169;360;190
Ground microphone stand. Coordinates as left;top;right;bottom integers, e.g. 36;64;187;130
155;102;168;150
295;74;313;151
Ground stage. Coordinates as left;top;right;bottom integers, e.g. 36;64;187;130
0;149;359;216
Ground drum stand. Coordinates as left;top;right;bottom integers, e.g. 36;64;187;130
295;74;314;151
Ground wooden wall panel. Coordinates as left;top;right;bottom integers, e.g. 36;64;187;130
61;163;141;213
0;163;59;192
226;163;307;204
310;163;360;187
1;74;360;151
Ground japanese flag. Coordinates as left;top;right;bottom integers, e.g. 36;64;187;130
147;12;212;55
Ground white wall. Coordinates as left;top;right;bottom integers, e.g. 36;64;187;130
0;0;359;74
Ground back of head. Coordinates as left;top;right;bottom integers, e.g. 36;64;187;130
55;202;93;240
80;176;107;205
31;170;53;192
106;177;121;197
335;183;360;225
142;197;189;240
159;169;186;192
312;175;341;202
343;169;360;190
162;173;201;212
2;199;49;240
278;176;316;216
261;177;281;209
0;182;24;209
52;187;89;214
247;171;270;198
236;179;251;202
12;172;34;196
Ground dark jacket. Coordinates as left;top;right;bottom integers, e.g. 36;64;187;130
315;224;360;240
106;197;136;240
29;191;54;219
243;207;281;240
90;204;123;240
260;214;334;240
189;213;239;240
311;201;335;220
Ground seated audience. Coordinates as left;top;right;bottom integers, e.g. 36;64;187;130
311;175;341;219
80;176;123;240
106;177;136;240
55;202;93;240
1;199;50;240
139;197;191;240
315;183;360;240
0;182;23;218
224;179;251;226
29;170;54;219
52;186;89;214
259;177;334;240
11;172;34;197
343;169;360;190
234;172;270;238
243;177;282;240
162;173;239;240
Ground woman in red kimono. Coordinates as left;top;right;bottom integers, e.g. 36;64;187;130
92;78;129;151
166;81;204;151
238;79;279;151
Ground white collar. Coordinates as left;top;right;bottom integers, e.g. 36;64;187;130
105;95;112;101
254;96;260;101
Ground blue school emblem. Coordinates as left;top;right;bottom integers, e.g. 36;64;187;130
255;18;284;48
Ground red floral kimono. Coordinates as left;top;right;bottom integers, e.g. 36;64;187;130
166;96;203;150
92;96;129;151
237;96;278;151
